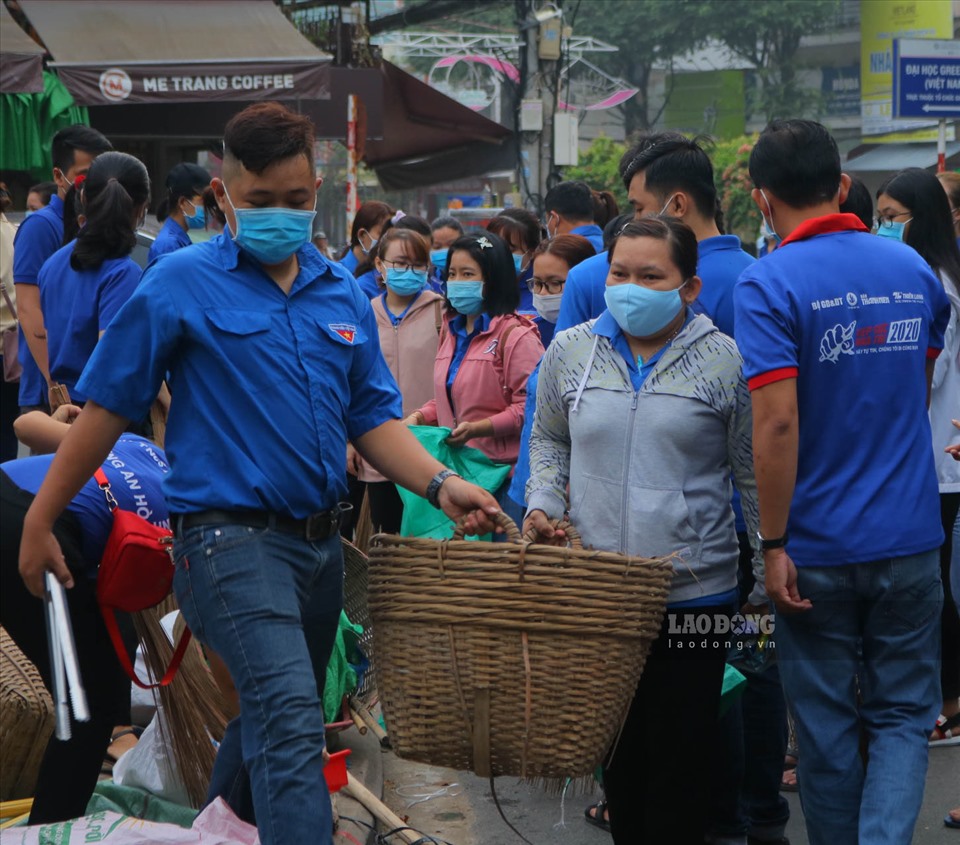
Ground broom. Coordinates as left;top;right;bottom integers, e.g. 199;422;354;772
131;605;230;808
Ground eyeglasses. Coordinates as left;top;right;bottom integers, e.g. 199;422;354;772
527;277;565;294
382;258;429;274
875;211;911;228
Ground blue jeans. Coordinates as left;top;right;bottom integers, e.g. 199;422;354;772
952;508;960;616
172;523;343;845
776;551;942;845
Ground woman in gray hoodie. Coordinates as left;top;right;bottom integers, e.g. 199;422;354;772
524;217;763;845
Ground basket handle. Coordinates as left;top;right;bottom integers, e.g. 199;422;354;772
522;518;584;549
451;510;522;542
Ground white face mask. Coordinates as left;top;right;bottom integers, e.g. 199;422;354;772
658;193;677;216
533;292;563;323
759;188;779;240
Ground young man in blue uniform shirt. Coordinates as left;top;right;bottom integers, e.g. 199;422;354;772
736;119;951;845
555;133;754;336
543;180;604;252
13;125;112;412
17;103;499;845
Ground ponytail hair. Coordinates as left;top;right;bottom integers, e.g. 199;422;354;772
71;152;150;271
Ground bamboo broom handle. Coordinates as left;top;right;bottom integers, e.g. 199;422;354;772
351;699;389;745
342;773;419;845
348;705;368;735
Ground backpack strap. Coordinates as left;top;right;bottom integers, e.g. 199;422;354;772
101;606;192;690
434;300;443;335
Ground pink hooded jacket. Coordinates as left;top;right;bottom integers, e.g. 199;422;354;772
417;312;544;465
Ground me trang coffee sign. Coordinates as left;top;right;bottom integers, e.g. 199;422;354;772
54;61;330;105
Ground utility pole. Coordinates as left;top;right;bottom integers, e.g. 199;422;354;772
516;1;562;213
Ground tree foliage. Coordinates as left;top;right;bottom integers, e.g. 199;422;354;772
689;0;841;122
563;135;629;211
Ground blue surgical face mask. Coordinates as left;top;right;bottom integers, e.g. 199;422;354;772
385;266;427;297
513;253;524;273
446;281;485;315
876;219;911;242
430;248;448;272
183;200;206;230
359;230;378;255
24;210;34;217
604;281;687;338
222;183;316;265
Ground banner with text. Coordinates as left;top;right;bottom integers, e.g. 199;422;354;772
54;61;330;105
860;0;953;141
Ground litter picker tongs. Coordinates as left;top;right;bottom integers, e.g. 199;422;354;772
44;571;89;739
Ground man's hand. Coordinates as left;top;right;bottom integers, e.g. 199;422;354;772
436;476;500;535
345;442;362;477
522;509;567;546
51;403;81;425
19;516;73;598
763;548;811;615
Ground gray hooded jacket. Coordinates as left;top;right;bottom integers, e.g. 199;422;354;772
526;313;764;605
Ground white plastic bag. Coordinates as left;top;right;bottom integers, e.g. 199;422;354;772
0;798;258;844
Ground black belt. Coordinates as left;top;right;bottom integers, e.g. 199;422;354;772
174;506;350;542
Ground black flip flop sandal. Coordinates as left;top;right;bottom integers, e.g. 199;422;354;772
584;799;611;833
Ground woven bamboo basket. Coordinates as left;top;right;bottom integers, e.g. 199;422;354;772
367;513;674;783
0;626;54;800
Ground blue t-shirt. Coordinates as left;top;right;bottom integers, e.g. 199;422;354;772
517;264;535;314
2;435;169;570
39;242;141;403
446;312;490;401
76;232;402;516
12;194;64;406
691;235;755;337
734;215;951;567
339;250;360;275
555;251;609;332
355;269;381;299
148;217;191;264
570;224;605;253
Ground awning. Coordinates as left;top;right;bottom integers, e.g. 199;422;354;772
17;0;331;105
844;142;960;172
364;61;514;190
0;3;45;94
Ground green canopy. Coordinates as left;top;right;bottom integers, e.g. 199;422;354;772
0;69;88;180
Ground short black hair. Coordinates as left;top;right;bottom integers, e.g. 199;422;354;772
603;212;634;250
487;208;542;254
28;181;58;205
447;231;519;317
431;215;463;234
544;181;594;222
839;175;873;230
393;214;431;237
51;125;112;173
157;162;210;221
749;119;841;209
608;216;698;282
619;132;716;220
223;102;314;176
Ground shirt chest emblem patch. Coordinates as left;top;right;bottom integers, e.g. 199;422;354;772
483;339;499;355
330;323;357;343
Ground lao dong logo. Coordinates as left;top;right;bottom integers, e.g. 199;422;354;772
99;68;132;101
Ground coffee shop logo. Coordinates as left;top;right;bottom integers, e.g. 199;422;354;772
99;68;132;101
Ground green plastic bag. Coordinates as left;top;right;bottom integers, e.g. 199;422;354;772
396;425;511;539
322;611;364;722
718;663;748;717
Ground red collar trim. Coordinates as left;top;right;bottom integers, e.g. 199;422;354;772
778;213;869;248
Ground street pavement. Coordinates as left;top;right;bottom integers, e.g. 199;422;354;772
374;745;959;844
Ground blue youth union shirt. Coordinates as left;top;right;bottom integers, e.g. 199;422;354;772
12;194;64;406
570;223;604;253
2;435;169;571
148;217;191;264
555;251;609;332
692;235;755;338
734;216;951;568
76;232;402;517
39;242;141;403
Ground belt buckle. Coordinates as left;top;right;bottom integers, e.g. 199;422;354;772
305;510;334;542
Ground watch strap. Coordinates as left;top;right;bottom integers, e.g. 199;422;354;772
426;469;461;509
758;531;789;551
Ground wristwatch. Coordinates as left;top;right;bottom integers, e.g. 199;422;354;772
426;469;462;509
757;531;789;551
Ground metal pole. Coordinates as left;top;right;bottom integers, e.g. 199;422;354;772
346;94;359;235
938;118;947;173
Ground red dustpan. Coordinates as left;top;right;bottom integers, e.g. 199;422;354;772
325;749;352;793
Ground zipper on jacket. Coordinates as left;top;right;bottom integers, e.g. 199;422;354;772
618;389;641;554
